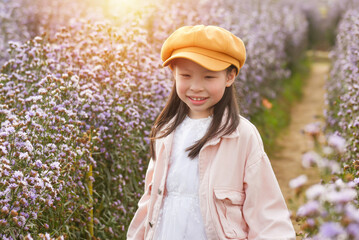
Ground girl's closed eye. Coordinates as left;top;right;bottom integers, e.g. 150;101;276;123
180;74;191;78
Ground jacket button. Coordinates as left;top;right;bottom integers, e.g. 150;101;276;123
158;189;162;195
149;222;153;228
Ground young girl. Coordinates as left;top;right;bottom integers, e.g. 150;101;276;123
127;25;296;240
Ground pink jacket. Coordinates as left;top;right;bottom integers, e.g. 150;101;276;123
127;116;296;240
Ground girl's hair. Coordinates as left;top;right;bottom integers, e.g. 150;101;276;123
149;65;240;160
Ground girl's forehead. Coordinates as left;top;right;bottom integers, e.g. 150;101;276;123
174;58;216;73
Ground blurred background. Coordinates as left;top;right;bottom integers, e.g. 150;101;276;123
0;0;358;239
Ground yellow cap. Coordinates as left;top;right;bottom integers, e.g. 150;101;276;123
161;25;246;75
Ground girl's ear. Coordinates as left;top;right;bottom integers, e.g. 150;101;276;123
226;68;236;87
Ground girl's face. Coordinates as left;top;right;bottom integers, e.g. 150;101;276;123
173;58;236;119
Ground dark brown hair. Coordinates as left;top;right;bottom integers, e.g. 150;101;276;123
149;65;240;160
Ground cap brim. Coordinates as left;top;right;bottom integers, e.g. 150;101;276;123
163;51;231;72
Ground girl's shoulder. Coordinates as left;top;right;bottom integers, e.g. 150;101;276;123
237;115;259;133
236;115;264;148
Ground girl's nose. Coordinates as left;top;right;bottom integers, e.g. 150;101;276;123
190;79;204;92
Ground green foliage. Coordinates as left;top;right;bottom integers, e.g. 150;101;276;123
250;57;311;153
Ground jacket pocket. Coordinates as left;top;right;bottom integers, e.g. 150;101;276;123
213;189;248;239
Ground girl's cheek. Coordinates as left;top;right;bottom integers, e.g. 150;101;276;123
209;82;223;93
176;80;187;92
175;81;186;96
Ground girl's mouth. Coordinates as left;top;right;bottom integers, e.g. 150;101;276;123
188;96;208;105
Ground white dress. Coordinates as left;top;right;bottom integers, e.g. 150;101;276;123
154;115;212;240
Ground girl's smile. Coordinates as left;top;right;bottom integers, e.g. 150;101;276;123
173;58;235;119
187;96;209;105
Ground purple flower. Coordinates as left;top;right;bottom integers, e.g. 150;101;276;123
50;161;60;169
0;132;9;138
325;188;357;204
328;134;346;153
1;206;9;214
345;204;359;222
25;234;34;240
5;126;15;134
289;174;308;189
0;146;8;155
302;151;320;168
297;200;320;217
13;170;23;179
31;212;37;220
319;222;344;238
9;183;18;190
304;122;321;136
306;184;325;200
347;223;359;239
24;140;34;153
19;152;29;160
35;160;42;168
306;218;315;227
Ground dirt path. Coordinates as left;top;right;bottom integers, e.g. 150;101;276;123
270;51;330;237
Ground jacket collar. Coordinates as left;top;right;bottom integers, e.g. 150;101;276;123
157;130;174;160
203;121;240;148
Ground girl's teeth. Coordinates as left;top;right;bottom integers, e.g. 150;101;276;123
192;97;205;100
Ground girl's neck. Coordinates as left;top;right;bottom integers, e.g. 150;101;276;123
186;114;213;120
187;109;214;119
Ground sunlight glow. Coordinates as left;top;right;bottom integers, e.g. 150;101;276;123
104;0;148;17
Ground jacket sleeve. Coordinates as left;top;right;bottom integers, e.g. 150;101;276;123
242;152;296;240
127;158;155;240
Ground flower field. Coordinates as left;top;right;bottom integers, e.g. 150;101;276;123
292;7;359;239
0;0;358;239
